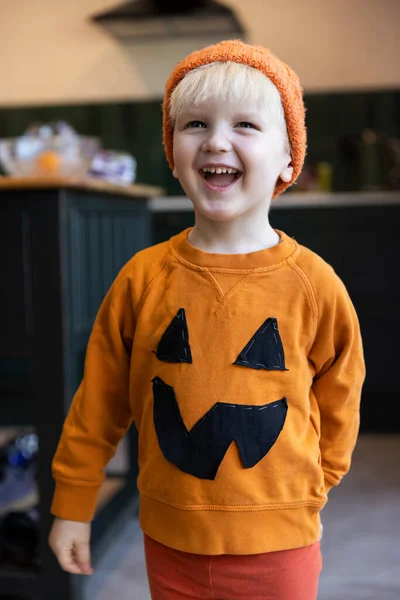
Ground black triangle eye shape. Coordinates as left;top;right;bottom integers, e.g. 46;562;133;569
234;317;288;371
155;308;193;364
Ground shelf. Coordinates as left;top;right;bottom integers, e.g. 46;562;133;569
149;191;400;212
0;427;22;447
0;563;39;596
0;176;163;198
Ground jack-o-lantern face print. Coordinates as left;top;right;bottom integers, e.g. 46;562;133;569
152;308;288;480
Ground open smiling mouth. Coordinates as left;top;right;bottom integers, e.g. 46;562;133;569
200;166;242;190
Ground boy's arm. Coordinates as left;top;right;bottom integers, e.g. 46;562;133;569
51;276;135;522
309;273;365;493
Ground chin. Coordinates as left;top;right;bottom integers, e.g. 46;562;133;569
196;205;242;223
193;197;246;222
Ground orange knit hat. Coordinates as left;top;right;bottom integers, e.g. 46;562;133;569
163;39;306;198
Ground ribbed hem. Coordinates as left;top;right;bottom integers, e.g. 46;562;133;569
139;494;326;555
51;481;101;522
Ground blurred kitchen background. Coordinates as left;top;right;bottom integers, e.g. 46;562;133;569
0;1;399;599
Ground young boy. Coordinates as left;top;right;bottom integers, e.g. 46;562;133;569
49;40;365;599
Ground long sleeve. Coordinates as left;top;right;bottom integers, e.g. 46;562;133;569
309;273;365;493
51;276;135;522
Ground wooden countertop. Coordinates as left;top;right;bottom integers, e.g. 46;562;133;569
0;176;163;198
149;191;400;211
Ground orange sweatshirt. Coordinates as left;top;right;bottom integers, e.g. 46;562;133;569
51;228;365;555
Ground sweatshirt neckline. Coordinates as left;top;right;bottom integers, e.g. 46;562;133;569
170;228;297;270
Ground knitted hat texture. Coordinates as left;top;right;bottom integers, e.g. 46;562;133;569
163;40;306;198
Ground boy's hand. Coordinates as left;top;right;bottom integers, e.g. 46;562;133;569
49;517;93;575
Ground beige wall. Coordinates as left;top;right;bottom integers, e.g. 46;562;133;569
0;0;399;107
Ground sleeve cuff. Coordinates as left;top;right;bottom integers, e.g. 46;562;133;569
51;480;101;522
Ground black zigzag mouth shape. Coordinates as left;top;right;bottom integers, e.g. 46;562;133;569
152;377;288;480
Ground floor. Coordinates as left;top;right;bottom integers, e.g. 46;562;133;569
87;434;400;600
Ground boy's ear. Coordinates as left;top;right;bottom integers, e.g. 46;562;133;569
172;166;178;179
279;163;294;183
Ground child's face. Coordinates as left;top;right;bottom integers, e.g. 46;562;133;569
172;95;293;224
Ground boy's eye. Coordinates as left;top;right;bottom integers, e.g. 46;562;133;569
185;120;206;129
237;122;257;129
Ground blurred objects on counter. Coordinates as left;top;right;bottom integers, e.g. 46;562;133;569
293;161;333;192
0;122;99;178
315;162;333;192
359;129;400;191
89;149;137;185
359;129;386;191
339;129;400;192
0;121;138;185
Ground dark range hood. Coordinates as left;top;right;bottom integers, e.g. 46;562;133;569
92;0;245;41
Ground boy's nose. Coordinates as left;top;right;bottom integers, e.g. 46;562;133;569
201;131;231;153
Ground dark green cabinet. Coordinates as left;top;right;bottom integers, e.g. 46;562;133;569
0;181;154;599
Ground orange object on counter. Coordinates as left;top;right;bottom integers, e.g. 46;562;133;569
36;151;61;174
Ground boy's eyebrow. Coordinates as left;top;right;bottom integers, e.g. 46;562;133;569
234;111;264;121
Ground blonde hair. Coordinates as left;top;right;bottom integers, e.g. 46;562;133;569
169;61;290;147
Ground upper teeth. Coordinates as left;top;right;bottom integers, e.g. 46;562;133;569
201;167;238;174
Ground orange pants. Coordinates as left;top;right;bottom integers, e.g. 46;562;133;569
144;534;322;600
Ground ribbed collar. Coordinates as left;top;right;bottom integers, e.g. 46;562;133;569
170;228;298;271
